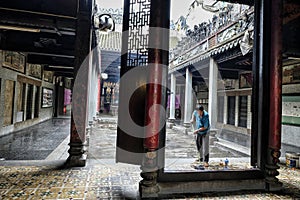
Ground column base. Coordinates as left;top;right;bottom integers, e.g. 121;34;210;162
183;122;192;135
139;170;159;199
209;129;218;145
66;142;88;167
139;181;159;199
265;163;282;192
167;118;176;129
265;148;282;192
86;121;94;148
66;154;87;167
265;180;283;192
183;122;191;128
168;118;175;123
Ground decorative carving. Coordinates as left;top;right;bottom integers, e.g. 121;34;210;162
170;8;255;69
271;149;281;165
2;51;25;73
28;64;42;79
139;150;159;198
265;148;282;191
43;70;54;83
127;0;151;67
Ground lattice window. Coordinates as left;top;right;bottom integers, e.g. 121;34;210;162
127;0;151;67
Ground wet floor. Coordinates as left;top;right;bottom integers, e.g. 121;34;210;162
0;118;70;160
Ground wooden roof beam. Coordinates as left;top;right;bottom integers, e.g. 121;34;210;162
0;10;76;32
0;0;78;18
27;54;75;67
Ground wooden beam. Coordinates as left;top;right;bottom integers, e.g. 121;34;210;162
217;0;253;6
0;0;78;18
0;10;76;31
219;70;239;79
27;54;75;67
54;71;74;77
44;66;73;73
0;30;75;56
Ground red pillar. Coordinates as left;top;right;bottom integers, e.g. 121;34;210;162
268;0;282;152
144;0;170;154
265;0;283;191
140;0;170;198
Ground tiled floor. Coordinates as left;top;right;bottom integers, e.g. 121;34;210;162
1;117;300;199
0;163;140;199
0;163;299;199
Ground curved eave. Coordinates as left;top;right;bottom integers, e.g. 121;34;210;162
169;32;245;74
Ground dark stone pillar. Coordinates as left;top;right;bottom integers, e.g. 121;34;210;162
265;0;283;191
66;0;92;167
139;0;170;198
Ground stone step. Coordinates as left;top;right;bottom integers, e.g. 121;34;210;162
97;117;118;125
214;138;251;157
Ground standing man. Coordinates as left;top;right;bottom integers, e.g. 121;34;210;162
191;105;210;167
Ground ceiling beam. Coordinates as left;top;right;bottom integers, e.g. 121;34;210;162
0;30;75;56
54;71;74;78
219;70;239;79
217;0;253;6
0;10;76;31
0;0;78;18
27;54;75;67
44;66;73;73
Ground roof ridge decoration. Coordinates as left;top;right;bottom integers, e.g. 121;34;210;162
169;8;254;72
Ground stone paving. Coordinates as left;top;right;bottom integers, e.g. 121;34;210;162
89;115;249;171
0;118;70;160
0;116;300;199
0;163;299;199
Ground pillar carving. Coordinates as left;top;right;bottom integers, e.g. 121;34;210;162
140;151;159;198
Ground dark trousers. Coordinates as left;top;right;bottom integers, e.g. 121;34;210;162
196;132;209;162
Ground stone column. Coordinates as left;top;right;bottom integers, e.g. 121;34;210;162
253;0;283;190
183;67;193;127
97;75;101;113
66;0;92;167
247;95;252;129
235;96;239;127
223;95;228;124
208;58;218;128
31;86;37;119
168;73;176;123
265;0;283;191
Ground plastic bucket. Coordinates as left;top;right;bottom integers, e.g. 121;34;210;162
285;152;299;168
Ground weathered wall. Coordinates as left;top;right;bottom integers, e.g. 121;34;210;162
0;51;54;137
281;84;300;153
